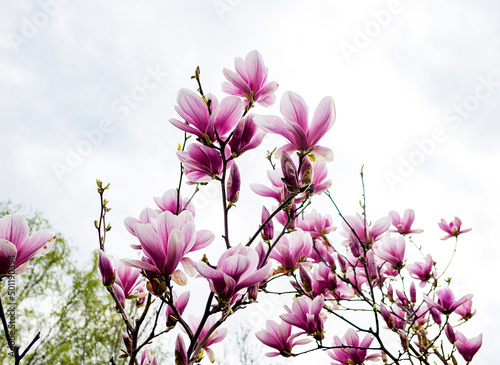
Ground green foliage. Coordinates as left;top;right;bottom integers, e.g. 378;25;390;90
0;201;125;364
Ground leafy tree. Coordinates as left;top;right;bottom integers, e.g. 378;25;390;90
0;201;125;364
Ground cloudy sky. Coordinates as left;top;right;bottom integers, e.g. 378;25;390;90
1;0;499;363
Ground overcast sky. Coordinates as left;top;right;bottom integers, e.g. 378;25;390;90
1;1;499;363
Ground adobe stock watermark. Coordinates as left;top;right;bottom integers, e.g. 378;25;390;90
51;65;168;181
5;255;17;356
384;74;499;191
339;0;412;63
6;0;71;54
213;0;243;20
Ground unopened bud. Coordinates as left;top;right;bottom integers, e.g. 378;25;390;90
227;163;241;204
261;206;274;241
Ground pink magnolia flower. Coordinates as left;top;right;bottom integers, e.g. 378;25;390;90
424;287;472;315
228;114;266;157
250;169;288;203
455;331;482;362
0;214;55;275
169;89;243;143
328;328;379;365
455;297;476;320
280;295;326;340
185;315;227;363
114;260;145;299
122;211;214;282
374;236;406;272
254;91;336;161
166;290;190;328
438;217;471;240
342;213;391;248
194;244;272;302
269;229;313;272
255;320;311;357
379;303;405;331
140;348;158;365
177;143;230;183
298;262;354;300
222;50;278;107
406;254;435;287
124;207;158;239
154;189;196;216
389;209;423;235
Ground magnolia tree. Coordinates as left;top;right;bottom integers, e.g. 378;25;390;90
1;51;482;365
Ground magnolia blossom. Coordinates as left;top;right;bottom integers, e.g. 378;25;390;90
280;295;326;340
342;213;391;248
169;89;243;143
140;348;158;365
255;320;311;357
438;217;471;240
297;263;354;300
153;189;195;216
455;297;476;320
254;91;336;161
228;114;266;157
269;229;313;272
328;328;379;365
166;291;190;328
424;288;472;315
406;254;435;287
374;236;406;272
0;214;55;275
185;315;227;363
122;211;214;282
124;207;158;239
389;209;423;235
455;331;482;362
177;143;230;183
195;244;272;302
222;50;278;106
114;260;145;299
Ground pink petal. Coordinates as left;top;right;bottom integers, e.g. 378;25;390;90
308;96;335;146
15;229;55;267
0;215;29;247
0;240;17;274
253;115;295;144
280;91;309;132
120;258;160;274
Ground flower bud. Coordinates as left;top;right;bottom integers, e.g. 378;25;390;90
98;250;115;287
261;206;274;241
366;250;378;281
227;163;241;204
248;285;259;301
336;254;347;275
410;282;417;303
445;322;456;344
301;163;313;186
429;307;442;325
299;264;313;294
280;152;300;192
